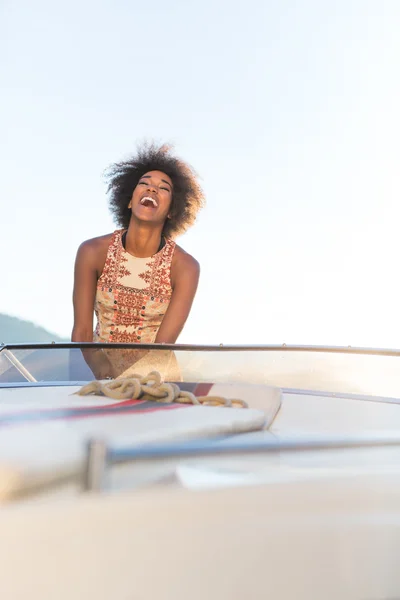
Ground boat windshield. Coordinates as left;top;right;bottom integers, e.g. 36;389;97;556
1;343;400;399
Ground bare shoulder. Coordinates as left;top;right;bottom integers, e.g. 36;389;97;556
78;232;115;254
170;244;200;290
172;243;200;273
75;232;116;274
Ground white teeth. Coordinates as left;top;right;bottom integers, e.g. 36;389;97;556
140;196;158;207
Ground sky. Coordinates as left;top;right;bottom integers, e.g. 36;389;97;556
1;0;400;348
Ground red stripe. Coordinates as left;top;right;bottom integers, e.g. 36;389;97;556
0;402;187;428
1;383;214;427
67;402;185;421
81;398;146;409
14;398;147;417
193;383;213;396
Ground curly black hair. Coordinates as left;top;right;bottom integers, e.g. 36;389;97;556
105;142;205;239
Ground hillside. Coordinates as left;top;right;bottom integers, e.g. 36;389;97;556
0;313;69;344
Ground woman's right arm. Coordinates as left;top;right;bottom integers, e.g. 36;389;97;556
71;241;98;342
71;240;114;379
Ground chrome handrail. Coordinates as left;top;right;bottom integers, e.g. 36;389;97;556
83;433;400;492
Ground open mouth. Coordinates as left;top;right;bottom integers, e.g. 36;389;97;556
140;196;158;208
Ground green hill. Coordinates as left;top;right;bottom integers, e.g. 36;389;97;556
0;313;69;344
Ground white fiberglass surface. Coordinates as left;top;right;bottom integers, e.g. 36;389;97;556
2;385;400;437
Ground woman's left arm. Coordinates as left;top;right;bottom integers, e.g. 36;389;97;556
155;250;200;344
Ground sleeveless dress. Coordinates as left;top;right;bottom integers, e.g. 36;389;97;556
93;229;176;344
92;230;181;380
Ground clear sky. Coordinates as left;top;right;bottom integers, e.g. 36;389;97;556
2;0;400;348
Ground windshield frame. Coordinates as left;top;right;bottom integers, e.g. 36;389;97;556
2;342;400;400
2;341;400;356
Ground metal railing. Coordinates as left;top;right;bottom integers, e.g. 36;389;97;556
83;433;400;492
2;341;400;357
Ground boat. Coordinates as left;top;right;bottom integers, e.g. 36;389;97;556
1;341;400;599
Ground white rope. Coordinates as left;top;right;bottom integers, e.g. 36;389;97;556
75;371;248;408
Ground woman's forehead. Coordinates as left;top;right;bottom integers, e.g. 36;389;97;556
140;170;173;187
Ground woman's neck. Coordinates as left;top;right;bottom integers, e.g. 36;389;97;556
124;223;164;258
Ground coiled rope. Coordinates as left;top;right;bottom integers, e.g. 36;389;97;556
75;371;248;408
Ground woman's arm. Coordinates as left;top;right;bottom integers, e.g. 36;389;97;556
71;239;115;379
71;240;98;342
155;250;200;344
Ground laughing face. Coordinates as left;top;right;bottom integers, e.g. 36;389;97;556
128;170;173;226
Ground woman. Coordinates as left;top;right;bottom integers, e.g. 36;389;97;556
71;142;205;378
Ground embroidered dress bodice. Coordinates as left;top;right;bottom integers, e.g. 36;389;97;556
93;229;176;344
